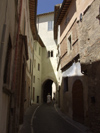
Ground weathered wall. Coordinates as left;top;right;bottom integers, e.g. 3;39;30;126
0;0;17;133
60;62;88;124
33;41;42;104
60;21;79;69
36;12;58;103
78;0;100;132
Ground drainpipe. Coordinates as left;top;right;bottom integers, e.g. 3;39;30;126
11;0;23;132
12;0;23;91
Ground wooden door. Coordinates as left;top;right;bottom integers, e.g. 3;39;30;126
72;80;84;123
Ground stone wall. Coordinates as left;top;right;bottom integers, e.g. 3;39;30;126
60;21;79;70
78;0;100;132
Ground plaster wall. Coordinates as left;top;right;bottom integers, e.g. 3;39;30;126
33;41;42;104
20;0;35;106
0;0;16;133
36;13;58;101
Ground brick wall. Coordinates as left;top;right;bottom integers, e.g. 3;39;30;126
78;0;100;132
12;35;28;133
60;21;79;70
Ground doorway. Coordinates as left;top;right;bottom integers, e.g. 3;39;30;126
72;80;84;123
42;79;53;103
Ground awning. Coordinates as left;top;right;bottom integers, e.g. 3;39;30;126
62;62;83;77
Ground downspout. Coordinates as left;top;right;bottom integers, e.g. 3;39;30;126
11;0;23;132
12;0;23;92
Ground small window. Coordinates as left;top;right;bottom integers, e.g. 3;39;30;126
48;51;54;58
48;21;53;31
35;43;37;51
33;87;35;101
64;77;68;92
3;36;12;84
65;17;69;25
68;35;72;51
33;76;35;83
39;47;41;55
24;17;26;35
38;63;40;71
34;59;36;68
30;59;31;72
51;51;53;57
48;51;50;57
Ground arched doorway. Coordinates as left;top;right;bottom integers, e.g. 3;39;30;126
72;80;84;123
42;79;53;103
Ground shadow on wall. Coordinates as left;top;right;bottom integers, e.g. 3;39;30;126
60;0;76;36
41;47;58;102
60;60;100;132
42;79;53;103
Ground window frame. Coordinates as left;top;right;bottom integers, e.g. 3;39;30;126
48;21;53;31
38;63;40;71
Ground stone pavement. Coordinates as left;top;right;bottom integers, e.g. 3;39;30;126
18;104;39;133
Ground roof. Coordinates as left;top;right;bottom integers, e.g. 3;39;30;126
56;0;72;25
37;12;54;17
29;0;45;47
54;4;61;40
54;0;72;40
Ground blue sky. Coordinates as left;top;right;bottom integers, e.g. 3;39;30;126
37;0;63;15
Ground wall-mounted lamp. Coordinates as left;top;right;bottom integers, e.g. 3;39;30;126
96;5;100;24
90;60;92;64
96;14;100;20
81;69;87;75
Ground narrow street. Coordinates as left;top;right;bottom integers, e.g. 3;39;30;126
33;104;90;133
1;0;100;132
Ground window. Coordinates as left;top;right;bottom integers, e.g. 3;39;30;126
30;59;31;72
51;51;53;57
3;36;12;84
38;63;40;71
48;21;53;31
64;77;68;92
39;47;41;55
24;17;26;35
68;35;72;51
32;63;33;75
34;59;36;68
48;51;50;57
33;87;35;101
35;43;37;51
48;51;53;57
65;17;69;25
33;76;35;83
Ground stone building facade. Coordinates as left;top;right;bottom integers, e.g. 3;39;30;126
0;0;40;133
54;0;88;124
54;0;100;132
0;0;18;133
78;0;100;132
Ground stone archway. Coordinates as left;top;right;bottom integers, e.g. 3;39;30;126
72;80;84;123
42;79;53;103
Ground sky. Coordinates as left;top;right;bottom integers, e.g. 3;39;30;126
37;0;63;15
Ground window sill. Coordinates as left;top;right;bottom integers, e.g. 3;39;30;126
3;84;12;96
